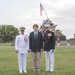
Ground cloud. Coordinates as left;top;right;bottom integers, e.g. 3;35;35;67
0;0;75;38
13;0;75;38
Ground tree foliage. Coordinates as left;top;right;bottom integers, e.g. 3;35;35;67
0;24;19;42
55;29;64;36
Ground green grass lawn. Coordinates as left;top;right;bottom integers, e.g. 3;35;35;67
0;43;75;75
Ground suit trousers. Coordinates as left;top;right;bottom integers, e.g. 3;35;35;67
32;52;41;71
18;53;28;73
44;50;54;72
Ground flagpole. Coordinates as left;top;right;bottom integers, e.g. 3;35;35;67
43;6;49;19
40;2;49;19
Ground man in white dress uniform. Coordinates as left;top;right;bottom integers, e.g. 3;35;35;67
15;26;29;73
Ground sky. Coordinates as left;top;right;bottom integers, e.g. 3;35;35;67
0;0;75;39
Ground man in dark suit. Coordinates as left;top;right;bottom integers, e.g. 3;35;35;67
29;24;43;72
44;24;55;73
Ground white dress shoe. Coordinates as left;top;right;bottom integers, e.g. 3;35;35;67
19;71;22;73
24;70;27;73
45;69;49;72
50;71;53;73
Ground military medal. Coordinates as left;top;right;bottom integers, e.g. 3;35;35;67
24;37;27;42
48;33;52;38
48;33;52;36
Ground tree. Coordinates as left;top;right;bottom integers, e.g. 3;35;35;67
55;29;66;41
0;24;19;42
55;29;64;36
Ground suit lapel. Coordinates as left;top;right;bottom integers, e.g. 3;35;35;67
32;32;35;38
38;32;40;39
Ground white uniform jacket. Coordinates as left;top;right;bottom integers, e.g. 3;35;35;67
15;34;29;54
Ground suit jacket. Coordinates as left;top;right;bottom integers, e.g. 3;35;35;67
44;31;55;51
29;31;43;52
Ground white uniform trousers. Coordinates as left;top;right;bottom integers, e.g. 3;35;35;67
44;50;54;72
57;43;60;47
18;53;28;73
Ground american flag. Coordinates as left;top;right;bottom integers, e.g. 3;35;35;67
40;3;43;16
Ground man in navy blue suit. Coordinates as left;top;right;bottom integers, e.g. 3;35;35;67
29;24;43;72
